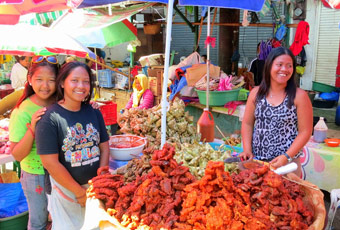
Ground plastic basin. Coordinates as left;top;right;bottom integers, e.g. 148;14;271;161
312;81;337;93
324;139;340;147
195;89;241;106
109;135;146;160
0;211;28;230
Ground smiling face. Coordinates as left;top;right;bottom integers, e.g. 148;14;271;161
29;66;56;101
270;54;293;86
61;66;90;104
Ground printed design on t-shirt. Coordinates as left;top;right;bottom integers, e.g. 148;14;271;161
62;122;100;167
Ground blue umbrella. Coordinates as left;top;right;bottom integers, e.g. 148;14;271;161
79;0;264;11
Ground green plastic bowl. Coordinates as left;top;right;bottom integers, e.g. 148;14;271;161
195;88;241;106
0;211;28;230
312;81;336;93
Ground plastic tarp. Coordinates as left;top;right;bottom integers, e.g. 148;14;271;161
0;183;28;218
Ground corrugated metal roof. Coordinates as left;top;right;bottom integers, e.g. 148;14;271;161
171;7;219;65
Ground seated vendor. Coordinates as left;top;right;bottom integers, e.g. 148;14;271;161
125;74;154;109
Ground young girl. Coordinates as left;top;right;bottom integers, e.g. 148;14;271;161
239;47;313;176
9;56;59;230
35;62;109;229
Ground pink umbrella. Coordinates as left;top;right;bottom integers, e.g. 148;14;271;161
0;0;83;25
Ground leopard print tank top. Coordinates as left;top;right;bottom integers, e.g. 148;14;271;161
252;95;298;161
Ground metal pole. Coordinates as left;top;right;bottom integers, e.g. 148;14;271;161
160;0;174;148
206;7;211;109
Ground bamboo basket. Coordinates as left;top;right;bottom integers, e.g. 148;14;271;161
143;24;161;35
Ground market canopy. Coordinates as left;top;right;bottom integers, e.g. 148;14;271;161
0;0;83;25
0;24;96;59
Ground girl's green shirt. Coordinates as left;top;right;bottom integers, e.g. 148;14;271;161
9;98;44;175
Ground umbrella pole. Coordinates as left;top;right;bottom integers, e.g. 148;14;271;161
206;7;211;110
94;49;100;99
160;0;174;148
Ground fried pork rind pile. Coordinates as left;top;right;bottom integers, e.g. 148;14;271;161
115;147;153;183
174;142;238;179
174;161;314;230
118;98;200;149
90;143;196;229
87;166;125;210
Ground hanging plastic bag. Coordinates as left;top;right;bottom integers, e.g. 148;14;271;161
0;182;28;218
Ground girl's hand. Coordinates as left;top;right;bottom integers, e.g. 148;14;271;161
90;100;100;109
239;151;254;161
270;155;288;169
31;107;47;130
76;189;87;207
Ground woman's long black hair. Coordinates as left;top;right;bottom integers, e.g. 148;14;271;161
55;61;94;104
257;47;297;108
15;60;59;108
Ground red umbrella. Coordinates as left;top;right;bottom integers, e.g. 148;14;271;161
0;0;83;25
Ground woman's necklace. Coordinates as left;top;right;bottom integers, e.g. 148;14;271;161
269;90;285;98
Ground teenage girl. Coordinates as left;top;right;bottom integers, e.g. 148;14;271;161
9;56;59;230
35;62;109;229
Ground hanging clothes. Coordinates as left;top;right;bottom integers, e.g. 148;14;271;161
290;21;310;56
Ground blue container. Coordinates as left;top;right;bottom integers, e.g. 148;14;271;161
98;69;115;88
336;105;340;126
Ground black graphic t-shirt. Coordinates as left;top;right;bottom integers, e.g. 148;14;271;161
36;103;109;185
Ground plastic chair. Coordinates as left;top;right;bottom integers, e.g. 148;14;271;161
325;189;340;230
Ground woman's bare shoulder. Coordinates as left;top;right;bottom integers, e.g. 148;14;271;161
295;88;310;105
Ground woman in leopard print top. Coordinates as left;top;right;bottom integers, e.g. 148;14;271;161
239;47;313;176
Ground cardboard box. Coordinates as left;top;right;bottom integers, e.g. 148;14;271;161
148;77;162;96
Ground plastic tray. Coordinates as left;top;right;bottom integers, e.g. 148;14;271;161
195;88;241;106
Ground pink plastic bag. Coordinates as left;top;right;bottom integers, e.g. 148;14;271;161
224;101;244;115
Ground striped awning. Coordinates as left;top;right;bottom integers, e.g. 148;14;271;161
33;10;65;25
